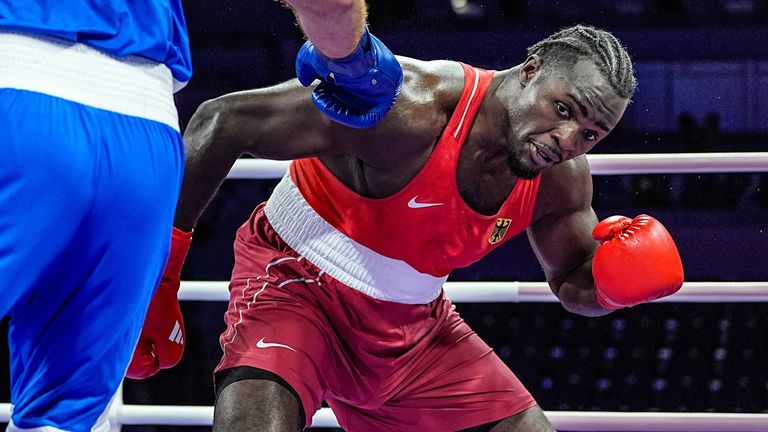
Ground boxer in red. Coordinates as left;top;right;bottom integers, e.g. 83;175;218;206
151;24;683;431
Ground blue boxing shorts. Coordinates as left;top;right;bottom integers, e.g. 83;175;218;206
0;32;184;431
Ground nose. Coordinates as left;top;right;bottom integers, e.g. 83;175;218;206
551;122;581;154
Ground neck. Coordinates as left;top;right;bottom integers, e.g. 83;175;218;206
464;69;516;169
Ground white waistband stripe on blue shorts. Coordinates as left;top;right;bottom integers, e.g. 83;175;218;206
0;31;179;131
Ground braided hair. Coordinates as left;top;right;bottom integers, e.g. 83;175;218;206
527;25;637;99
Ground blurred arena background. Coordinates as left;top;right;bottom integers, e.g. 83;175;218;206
2;0;767;430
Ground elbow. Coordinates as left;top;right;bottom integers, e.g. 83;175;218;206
185;99;218;141
184;97;235;155
557;283;611;317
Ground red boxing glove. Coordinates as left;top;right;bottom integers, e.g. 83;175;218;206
126;227;192;379
591;214;684;309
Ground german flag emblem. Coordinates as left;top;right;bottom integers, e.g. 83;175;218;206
488;218;513;244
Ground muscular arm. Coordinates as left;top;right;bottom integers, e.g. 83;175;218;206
527;156;611;317
282;0;367;58
175;58;454;231
175;80;338;230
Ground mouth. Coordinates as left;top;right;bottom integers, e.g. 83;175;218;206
529;140;561;167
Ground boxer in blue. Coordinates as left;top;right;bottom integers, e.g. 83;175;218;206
0;1;402;430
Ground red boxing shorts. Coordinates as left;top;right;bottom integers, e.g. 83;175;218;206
215;203;536;431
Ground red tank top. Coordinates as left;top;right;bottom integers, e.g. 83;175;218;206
290;63;541;277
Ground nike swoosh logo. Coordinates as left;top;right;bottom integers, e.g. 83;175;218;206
407;196;444;209
256;337;296;351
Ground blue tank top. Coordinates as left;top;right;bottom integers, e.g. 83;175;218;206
0;0;192;83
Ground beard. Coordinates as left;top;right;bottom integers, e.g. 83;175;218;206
506;150;540;180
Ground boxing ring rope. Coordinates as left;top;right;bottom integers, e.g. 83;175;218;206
179;281;768;303
228;152;768;178
3;152;768;430
5;403;768;430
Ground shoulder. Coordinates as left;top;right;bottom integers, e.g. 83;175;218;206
532;155;594;222
353;58;465;153
398;58;466;110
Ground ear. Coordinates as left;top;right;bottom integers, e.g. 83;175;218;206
519;54;542;87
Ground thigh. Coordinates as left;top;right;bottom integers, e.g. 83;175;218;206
0;89;95;317
0;89;183;314
455;405;554;432
215;255;338;429
330;301;538;432
214;373;303;432
5;93;184;430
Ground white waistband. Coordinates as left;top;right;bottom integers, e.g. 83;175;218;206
0;31;179;131
265;173;447;305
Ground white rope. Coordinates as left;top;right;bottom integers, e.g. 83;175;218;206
227;152;768;179
546;411;768;431
585;152;768;174
4;404;767;431
179;280;768;303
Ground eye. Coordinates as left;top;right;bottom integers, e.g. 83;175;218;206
555;101;571;118
584;130;598;141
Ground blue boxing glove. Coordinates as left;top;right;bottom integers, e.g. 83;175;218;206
295;27;403;128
